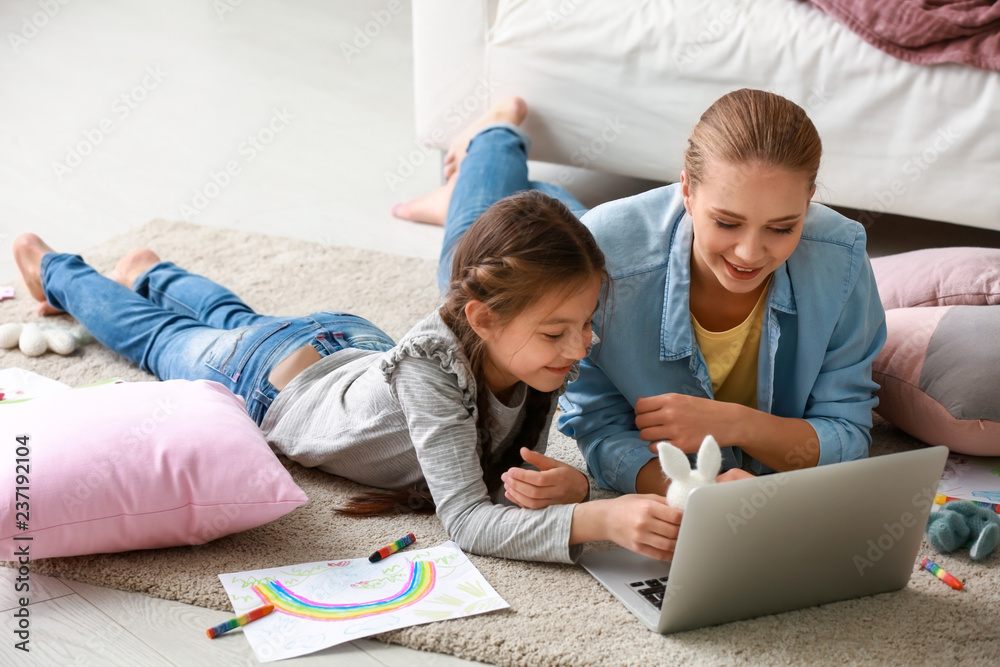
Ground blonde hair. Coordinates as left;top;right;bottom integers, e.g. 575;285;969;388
684;89;821;190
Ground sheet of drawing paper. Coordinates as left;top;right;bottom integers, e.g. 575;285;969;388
217;540;509;662
938;454;1000;503
0;367;69;403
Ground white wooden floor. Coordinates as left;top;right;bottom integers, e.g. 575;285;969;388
0;568;484;666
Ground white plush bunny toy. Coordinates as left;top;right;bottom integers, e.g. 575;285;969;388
0;322;92;357
657;435;722;510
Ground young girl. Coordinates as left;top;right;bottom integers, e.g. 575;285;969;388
13;138;681;562
398;89;887;499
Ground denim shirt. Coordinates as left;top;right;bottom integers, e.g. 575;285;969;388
557;183;887;494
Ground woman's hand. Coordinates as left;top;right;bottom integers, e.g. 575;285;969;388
501;447;590;509
716;468;755;482
634;393;742;453
602;495;683;561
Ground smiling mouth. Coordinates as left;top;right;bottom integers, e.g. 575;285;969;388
724;259;764;280
545;364;573;375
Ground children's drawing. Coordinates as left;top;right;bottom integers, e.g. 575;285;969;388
217;540;507;662
252;560;436;621
937;454;1000;510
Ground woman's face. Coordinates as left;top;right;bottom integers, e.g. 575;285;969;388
682;160;815;296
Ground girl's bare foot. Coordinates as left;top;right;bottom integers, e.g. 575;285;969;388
12;233;63;316
443;96;528;180
391;96;528;225
390;176;456;226
107;248;161;289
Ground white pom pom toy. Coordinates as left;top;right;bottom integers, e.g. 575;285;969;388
657;434;722;510
0;322;93;357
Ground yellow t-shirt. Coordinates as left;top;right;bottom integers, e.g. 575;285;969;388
691;280;770;409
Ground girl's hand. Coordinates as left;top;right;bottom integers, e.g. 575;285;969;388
501;447;590;509
604;495;683;561
635;393;740;453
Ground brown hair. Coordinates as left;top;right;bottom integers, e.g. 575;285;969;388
684;88;822;191
338;190;607;517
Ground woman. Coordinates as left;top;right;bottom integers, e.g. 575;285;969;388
557;88;887;494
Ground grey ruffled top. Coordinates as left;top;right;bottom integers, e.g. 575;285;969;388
261;310;583;563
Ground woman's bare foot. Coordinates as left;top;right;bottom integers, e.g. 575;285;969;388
107;248;160;289
12;233;62;316
391;96;528;225
442;96;528;180
390;176;456;226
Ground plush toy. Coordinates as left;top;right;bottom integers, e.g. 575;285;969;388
657;434;722;510
926;500;1000;561
0;322;93;357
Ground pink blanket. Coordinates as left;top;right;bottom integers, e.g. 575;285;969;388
805;0;1000;71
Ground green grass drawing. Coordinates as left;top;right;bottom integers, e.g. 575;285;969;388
464;597;504;614
414;610;455;620
428;593;465;607
457;581;486;598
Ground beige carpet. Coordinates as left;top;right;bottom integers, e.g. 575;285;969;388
2;220;998;665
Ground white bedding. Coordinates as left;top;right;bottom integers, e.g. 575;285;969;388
413;0;1000;230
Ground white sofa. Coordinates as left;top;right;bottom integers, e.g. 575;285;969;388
412;0;1000;231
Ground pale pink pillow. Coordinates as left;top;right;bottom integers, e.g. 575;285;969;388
0;380;308;559
873;307;1000;456
871;247;1000;310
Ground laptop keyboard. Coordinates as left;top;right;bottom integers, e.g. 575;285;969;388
629;577;670;609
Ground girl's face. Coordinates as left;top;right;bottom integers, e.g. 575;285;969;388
682;160;815;296
474;276;602;396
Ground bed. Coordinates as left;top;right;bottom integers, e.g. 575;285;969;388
412;0;1000;231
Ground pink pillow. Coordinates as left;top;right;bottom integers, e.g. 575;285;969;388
873;307;1000;456
0;380;308;559
871;247;1000;310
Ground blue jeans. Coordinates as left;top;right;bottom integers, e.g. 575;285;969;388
40;256;394;425
436;124;589;292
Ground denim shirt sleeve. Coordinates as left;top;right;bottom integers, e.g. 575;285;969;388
557;358;655;494
801;248;887;466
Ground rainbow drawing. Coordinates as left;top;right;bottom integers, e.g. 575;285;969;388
251;560;437;621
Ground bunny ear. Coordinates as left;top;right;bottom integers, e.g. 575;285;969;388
657;441;692;481
696;435;722;478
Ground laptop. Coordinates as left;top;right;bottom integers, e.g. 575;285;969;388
579;445;948;634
